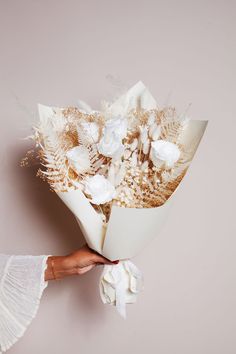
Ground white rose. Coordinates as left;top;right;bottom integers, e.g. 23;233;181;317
97;130;124;159
66;146;90;174
97;116;127;158
105;116;127;139
97;116;127;159
150;140;180;168
79;121;100;143
84;174;116;204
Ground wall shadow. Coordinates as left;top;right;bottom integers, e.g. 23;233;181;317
12;141;85;252
12;141;106;319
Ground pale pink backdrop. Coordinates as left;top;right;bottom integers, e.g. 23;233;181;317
0;1;235;353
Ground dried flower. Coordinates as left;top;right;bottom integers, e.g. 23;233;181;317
149;123;161;140
131;152;138;167
130;138;138;151
97;115;127;158
105;116;127;139
142;140;150;154
150;140;180;168
66;146;90;174
124;149;131;159
147;113;156;126
152;125;161;140
139;126;148;144
98;130;124;159
79;122;100;143
84;174;116;205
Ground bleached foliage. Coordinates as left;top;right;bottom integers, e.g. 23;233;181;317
30;102;192;220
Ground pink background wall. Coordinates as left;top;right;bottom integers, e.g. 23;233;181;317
0;1;235;353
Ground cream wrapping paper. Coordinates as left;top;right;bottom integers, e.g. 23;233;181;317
50;82;208;317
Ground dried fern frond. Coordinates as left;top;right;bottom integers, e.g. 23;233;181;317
38;131;72;192
77;124;106;176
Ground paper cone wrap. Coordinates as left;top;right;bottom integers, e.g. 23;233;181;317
57;119;207;261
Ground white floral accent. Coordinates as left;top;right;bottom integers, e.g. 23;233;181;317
66;146;90;174
97;130;124;159
151;124;161;140
149;123;161;140
105;116;127;139
84;174;116;204
97;116;127;159
139;125;148;144
80;121;100;143
150;140;180;168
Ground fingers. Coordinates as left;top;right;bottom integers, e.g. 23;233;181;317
93;254;114;265
84;244;119;265
77;264;95;275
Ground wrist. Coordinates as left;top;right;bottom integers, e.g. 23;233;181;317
45;255;74;280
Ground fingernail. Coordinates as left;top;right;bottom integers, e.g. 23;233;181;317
112;260;119;264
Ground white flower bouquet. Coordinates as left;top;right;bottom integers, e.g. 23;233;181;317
30;82;207;317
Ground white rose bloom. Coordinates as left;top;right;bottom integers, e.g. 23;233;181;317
150;140;180;168
97;130;124;159
84;174;116;204
66;146;90;174
105;116;127;139
80;122;100;143
97;116;127;159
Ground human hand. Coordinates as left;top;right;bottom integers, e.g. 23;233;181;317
45;245;118;280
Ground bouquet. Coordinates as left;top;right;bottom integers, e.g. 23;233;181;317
28;81;207;317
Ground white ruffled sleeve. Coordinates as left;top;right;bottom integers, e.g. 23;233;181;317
0;254;49;353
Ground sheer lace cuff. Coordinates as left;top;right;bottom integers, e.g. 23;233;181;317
0;255;49;353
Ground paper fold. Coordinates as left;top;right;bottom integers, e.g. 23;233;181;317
57;189;105;253
106;81;157;116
